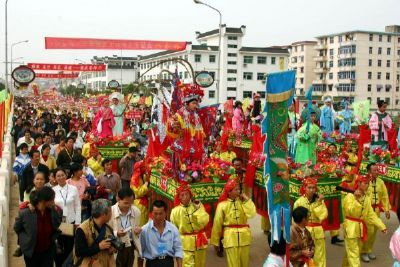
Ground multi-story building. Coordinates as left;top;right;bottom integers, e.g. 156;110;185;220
138;25;289;105
288;41;318;96
312;25;400;110
79;56;138;91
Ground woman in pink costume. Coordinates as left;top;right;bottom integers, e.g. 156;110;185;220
93;98;115;139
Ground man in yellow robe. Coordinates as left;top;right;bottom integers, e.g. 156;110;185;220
293;177;328;267
170;184;210;267
361;163;391;262
342;175;387;267
211;179;256;267
130;161;149;227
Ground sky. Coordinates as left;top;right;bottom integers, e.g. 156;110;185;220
0;0;399;79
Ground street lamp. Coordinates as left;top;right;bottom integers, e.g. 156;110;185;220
193;0;222;104
74;59;88;94
11;40;29;75
5;0;9;92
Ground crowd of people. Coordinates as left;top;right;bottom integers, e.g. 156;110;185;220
9;92;400;267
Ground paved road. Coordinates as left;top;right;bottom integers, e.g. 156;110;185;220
8;182;397;266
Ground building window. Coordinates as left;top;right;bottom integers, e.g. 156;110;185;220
208;90;215;98
378;47;382;55
257;73;265;80
369;47;373;54
338;36;343;42
368;72;372;79
330;37;334;43
227;69;237;74
338;71;356;79
388;35;392;42
184;72;188;79
195;54;201;62
369;59;372;67
398;61;400;68
377;72;381;79
257;56;267;64
378;60;382;67
396;100;399;105
338;58;356;66
243;91;252;98
243;56;253;64
386;73;390;80
379;35;382;42
227;87;237;91
227;77;236;81
228;36;238;41
368;84;371;92
301;45;304;51
228;53;237;57
299;56;304;63
398;37;400;43
271;57;276;64
257;91;266;98
209;55;216;63
329;61;333;68
386;85;392;92
330;49;334;56
209;71;215;79
300;78;304;84
329;73;333;79
369;34;373;41
385;97;390;105
387;48;391;55
227;61;237;65
398;50;400;56
336;83;355;92
227;44;237;48
387;60;391;67
300;67;304;73
243;72;253;80
397;86;400;92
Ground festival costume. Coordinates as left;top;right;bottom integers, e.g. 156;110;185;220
170;185;209;267
288;111;299;159
369;111;392;149
390;227;400;266
341;178;386;267
320;104;335;138
220;151;237;163
211;180;256;267
87;157;104;177
130;161;149;226
110;101;125;136
295;122;322;164
337;107;353;135
293;179;328;267
93;104;115;139
361;177;390;254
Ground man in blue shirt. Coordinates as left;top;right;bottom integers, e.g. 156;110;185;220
140;200;183;267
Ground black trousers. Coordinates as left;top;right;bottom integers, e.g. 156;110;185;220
55;235;74;267
24;247;55;267
121;179;131;189
145;256;174;267
116;245;135;267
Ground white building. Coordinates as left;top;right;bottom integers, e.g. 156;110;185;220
288;41;318;96
79;56;139;91
311;25;400;110
138;25;289;105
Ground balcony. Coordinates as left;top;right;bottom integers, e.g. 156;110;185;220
314;56;328;62
314;44;327;50
314;67;329;73
338;78;356;84
312;79;327;85
338;65;356;71
339;40;357;47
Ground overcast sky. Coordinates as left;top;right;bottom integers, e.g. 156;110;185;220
0;0;399;78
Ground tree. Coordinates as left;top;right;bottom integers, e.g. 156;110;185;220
0;82;5;91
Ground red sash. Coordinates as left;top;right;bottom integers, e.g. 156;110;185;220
182;230;208;248
346;216;368;242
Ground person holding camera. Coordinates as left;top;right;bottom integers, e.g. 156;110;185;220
170;184;210;267
210;179;256;267
293;177;328;267
73;199;116;267
109;187;142;267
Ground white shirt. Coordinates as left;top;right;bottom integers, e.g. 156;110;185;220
54;184;81;224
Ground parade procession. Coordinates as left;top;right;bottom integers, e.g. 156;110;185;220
1;1;400;267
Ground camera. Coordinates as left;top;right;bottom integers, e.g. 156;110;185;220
107;235;125;251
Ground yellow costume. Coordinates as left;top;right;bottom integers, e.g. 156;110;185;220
88;157;104;177
294;196;328;267
211;199;256;267
82;142;91;158
361;177;390;254
170;202;210;267
131;182;149;226
220;151;237;163
341;193;386;267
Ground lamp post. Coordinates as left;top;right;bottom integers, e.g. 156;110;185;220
193;0;222;104
74;58;88;94
120;50;123;94
5;0;9;92
10;40;28;75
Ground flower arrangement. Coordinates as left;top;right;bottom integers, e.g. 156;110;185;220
248;152;266;169
370;147;391;164
202;158;235;182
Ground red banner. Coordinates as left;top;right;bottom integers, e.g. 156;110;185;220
28;63;105;72
35;73;79;79
45;37;187;51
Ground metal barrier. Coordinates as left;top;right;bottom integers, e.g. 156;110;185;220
0;109;14;267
